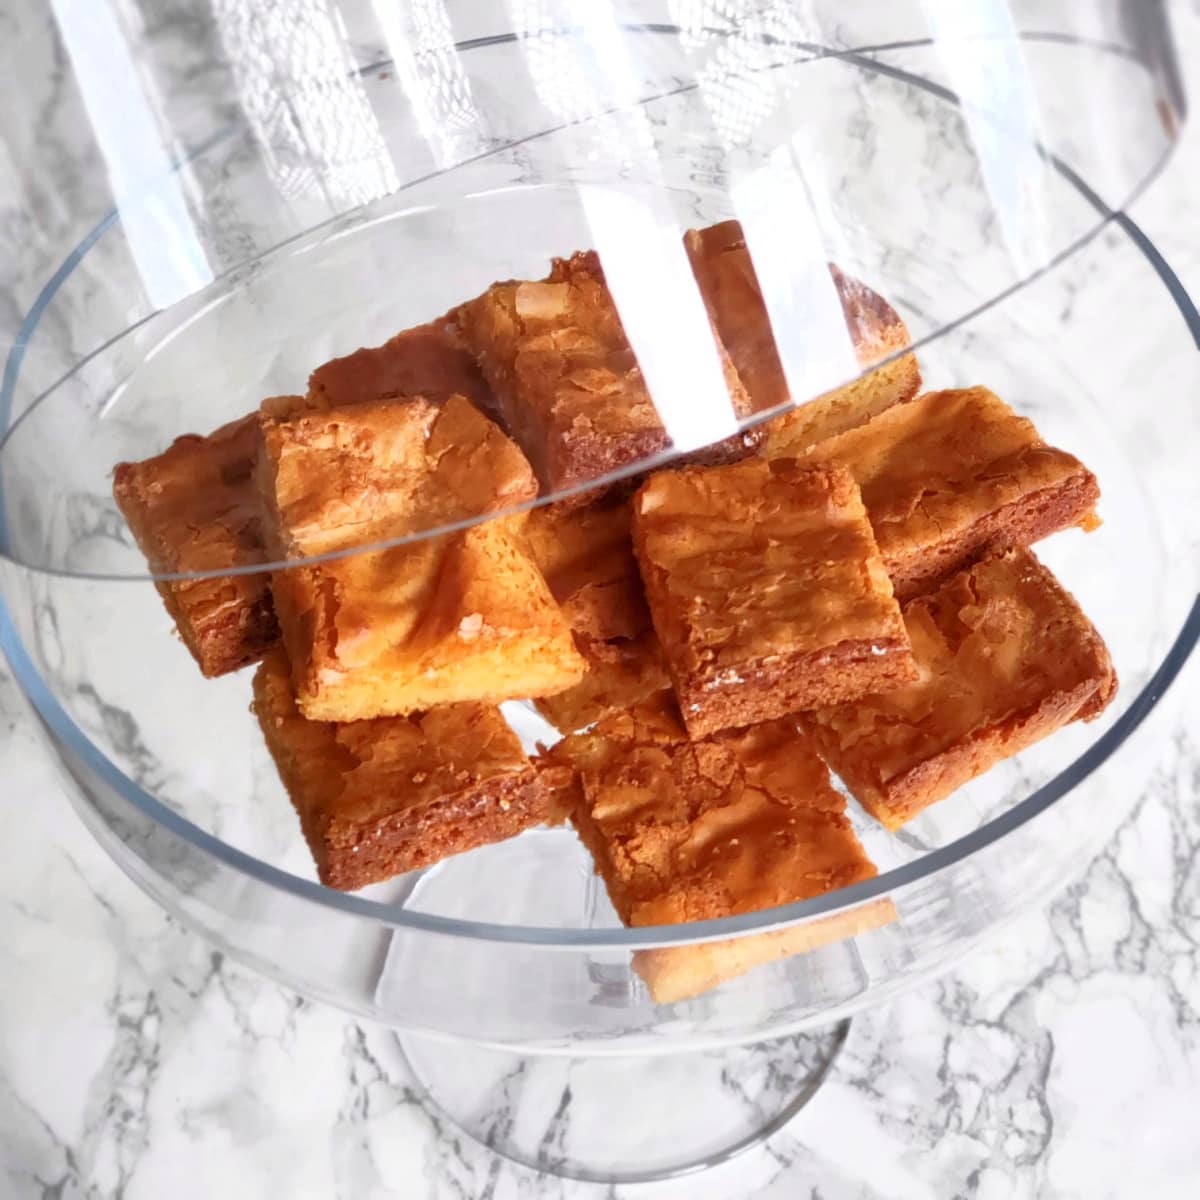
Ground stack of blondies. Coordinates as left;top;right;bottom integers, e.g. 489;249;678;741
113;220;1115;1002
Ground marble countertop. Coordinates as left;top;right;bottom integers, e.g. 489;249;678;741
4;5;1200;1198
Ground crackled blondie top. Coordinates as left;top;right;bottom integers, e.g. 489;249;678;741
257;393;583;721
804;546;1117;829
632;457;915;737
544;696;886;1001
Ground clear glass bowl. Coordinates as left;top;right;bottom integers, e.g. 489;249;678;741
1;1;1196;1182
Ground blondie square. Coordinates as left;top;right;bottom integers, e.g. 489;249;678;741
306;313;497;417
253;649;557;889
545;697;887;1002
801;386;1100;600
257;393;584;721
683;220;921;457
455;249;757;498
632;458;916;738
804;546;1117;830
112;414;279;677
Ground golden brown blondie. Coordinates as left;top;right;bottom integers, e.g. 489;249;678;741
632;458;916;738
523;494;649;643
112;414;278;677
524;493;669;731
257;393;583;721
804;546;1117;829
684;220;921;456
800;387;1100;600
306;313;497;417
456;250;757;498
534;631;670;733
253;649;557;889
545;697;886;1002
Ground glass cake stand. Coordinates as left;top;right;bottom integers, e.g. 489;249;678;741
1;1;1197;1183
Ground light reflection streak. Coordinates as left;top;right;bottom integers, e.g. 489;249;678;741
212;0;399;210
922;0;1052;275
371;0;483;170
672;0;858;405
509;0;740;450
49;0;213;309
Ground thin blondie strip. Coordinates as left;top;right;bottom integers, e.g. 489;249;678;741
253;649;557;890
544;697;890;1003
257;393;583;721
534;631;670;734
523;494;649;642
799;386;1100;600
112;414;279;677
804;546;1117;830
632;457;916;738
456;249;758;499
524;491;667;732
683;220;921;457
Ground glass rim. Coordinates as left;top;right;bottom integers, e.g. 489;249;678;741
3;585;1197;949
0;24;1184;580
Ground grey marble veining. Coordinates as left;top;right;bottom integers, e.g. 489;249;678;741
2;664;1197;1198
3;1;1200;1197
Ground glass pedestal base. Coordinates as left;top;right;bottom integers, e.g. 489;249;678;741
395;1021;850;1184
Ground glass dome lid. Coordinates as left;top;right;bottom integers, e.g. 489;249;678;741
0;0;1197;1065
0;0;1186;579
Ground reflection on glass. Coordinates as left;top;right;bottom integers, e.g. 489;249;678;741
923;0;1052;274
49;0;213;308
674;1;858;404
513;0;740;449
212;0;398;209
371;0;483;169
582;186;739;451
732;149;859;405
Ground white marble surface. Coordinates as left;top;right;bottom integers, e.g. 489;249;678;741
4;4;1200;1198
